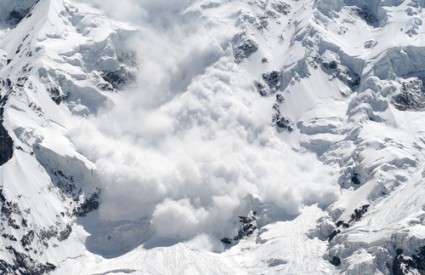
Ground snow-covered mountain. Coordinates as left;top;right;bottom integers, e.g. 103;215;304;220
0;0;424;274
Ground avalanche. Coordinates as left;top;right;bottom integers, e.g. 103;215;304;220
0;0;424;274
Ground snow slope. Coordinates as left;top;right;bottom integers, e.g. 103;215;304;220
0;0;424;274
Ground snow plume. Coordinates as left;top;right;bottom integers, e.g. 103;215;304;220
75;0;196;23
69;0;340;246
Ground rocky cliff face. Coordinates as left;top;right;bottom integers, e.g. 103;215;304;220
0;0;424;274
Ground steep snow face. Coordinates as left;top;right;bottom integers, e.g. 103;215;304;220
0;0;425;274
0;0;137;273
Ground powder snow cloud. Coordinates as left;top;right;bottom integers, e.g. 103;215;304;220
69;0;340;245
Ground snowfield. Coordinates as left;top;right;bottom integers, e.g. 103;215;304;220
0;0;425;274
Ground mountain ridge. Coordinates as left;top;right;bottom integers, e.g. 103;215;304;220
0;0;424;274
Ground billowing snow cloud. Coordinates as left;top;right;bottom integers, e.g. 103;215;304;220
69;0;340;245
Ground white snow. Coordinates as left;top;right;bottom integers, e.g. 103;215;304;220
0;0;424;274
